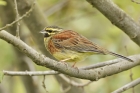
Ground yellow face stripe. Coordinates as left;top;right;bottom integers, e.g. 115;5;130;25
45;28;63;32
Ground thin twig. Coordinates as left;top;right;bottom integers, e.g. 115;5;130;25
4;70;93;87
80;58;120;70
14;0;20;38
112;78;140;93
130;69;135;93
42;75;48;93
0;1;36;31
3;70;58;76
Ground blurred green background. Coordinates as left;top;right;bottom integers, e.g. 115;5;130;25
0;0;140;93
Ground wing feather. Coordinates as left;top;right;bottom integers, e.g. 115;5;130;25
51;30;106;54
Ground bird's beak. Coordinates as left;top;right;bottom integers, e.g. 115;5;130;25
39;30;46;34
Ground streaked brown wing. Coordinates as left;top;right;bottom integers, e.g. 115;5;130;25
51;30;106;54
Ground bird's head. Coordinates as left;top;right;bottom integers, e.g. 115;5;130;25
40;26;63;37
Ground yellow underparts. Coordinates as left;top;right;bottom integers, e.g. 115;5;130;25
52;50;94;62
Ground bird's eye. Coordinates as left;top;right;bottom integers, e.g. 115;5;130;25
47;30;52;33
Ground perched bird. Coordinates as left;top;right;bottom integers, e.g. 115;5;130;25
40;26;133;66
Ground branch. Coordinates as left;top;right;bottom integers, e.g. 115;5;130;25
86;0;140;46
3;58;130;76
80;59;119;70
0;1;35;31
0;30;140;81
3;58;121;77
15;0;50;57
3;70;58;76
14;0;20;38
112;78;140;93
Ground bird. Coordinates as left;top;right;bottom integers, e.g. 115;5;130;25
40;26;133;66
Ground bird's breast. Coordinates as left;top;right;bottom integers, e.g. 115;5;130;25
44;37;60;54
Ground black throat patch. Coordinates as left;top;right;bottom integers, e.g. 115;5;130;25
44;33;50;37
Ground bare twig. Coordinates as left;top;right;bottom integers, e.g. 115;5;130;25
0;1;36;31
130;69;135;93
131;0;140;4
3;70;58;76
59;74;93;87
80;59;119;70
112;78;140;93
14;0;20;38
42;75;48;93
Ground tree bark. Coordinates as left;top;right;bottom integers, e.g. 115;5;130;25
86;0;140;46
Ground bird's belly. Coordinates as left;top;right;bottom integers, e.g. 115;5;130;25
52;50;93;62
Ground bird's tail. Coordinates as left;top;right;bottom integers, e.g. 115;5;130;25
108;51;133;62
